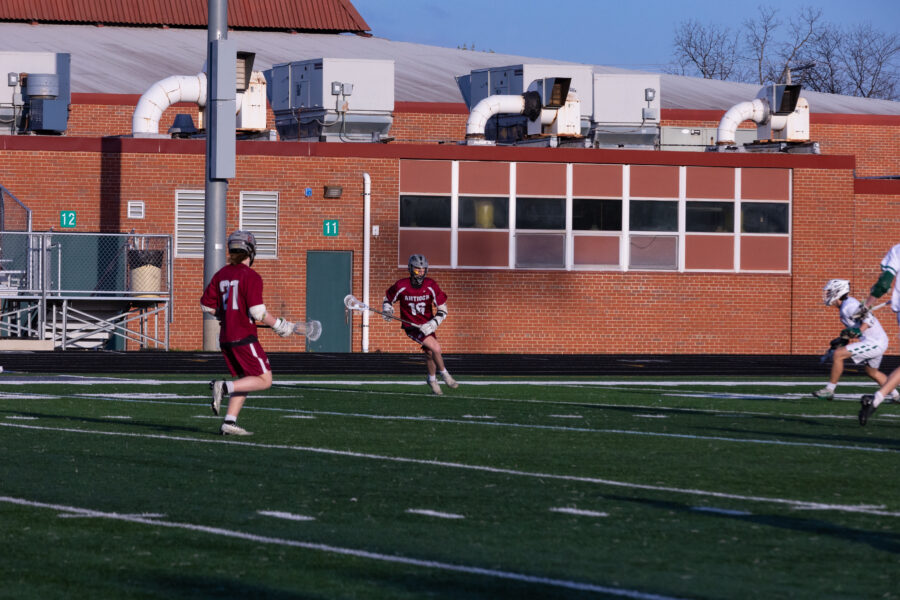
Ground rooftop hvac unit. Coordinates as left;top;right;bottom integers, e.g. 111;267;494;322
590;73;660;149
457;64;593;145
0;51;70;135
712;82;816;153
264;58;394;142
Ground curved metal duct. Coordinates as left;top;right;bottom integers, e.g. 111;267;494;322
132;73;208;136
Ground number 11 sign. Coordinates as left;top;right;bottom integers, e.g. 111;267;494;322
323;219;339;237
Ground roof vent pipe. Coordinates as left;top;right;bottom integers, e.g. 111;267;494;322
716;99;767;145
132;73;208;136
465;91;542;145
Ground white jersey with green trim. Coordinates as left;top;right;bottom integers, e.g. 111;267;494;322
840;296;889;348
880;243;900;312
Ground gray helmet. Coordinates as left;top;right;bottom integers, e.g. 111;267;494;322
227;230;257;266
822;278;850;306
408;254;428;287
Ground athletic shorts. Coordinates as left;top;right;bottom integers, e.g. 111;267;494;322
221;340;271;377
846;339;886;368
404;328;435;346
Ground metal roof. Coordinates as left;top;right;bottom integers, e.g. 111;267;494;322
0;22;898;115
0;0;370;32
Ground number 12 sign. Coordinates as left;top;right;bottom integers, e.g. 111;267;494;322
60;211;77;228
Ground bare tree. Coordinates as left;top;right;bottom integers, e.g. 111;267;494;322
743;6;780;84
669;6;900;100
840;24;900;99
669;19;740;80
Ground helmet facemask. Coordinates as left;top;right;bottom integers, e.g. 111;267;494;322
408;254;428;287
822;278;850;306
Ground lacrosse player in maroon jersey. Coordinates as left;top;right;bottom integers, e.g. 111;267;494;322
201;230;295;435
383;254;459;395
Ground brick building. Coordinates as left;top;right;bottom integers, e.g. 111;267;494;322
1;1;898;354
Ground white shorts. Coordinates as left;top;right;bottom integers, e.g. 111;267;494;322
846;339;886;368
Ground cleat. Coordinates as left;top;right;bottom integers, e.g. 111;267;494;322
442;373;459;389
428;379;443;395
858;395;877;426
220;422;253;436
888;390;900;403
209;380;226;415
812;387;834;400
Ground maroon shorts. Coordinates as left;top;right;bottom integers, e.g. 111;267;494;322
221;339;271;377
404;328;435;346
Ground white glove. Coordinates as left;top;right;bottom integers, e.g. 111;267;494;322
851;304;870;322
382;302;394;322
273;317;294;337
419;319;437;336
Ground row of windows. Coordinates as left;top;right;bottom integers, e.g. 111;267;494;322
174;190;279;258
399;195;790;272
401;195;789;234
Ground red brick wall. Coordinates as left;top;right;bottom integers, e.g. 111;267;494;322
2;137;879;355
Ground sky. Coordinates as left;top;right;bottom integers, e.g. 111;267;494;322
350;0;900;72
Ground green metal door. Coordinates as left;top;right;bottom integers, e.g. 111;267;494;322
305;250;352;352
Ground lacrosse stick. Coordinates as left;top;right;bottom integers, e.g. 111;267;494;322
850;301;889;321
294;320;323;342
343;294;421;329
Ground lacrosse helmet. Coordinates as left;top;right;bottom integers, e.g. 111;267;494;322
408;254;428;287
227;230;257;266
822;278;850;306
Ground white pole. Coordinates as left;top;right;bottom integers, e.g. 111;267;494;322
362;172;371;353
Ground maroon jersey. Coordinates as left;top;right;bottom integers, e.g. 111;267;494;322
200;263;264;344
385;277;447;330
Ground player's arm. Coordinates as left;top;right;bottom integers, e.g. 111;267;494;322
250;303;293;337
381;295;394;321
420;303;448;336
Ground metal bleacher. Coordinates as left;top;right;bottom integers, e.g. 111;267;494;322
0;184;172;350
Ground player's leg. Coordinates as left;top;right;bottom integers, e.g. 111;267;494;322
422;336;458;389
215;343;272;435
814;347;848;399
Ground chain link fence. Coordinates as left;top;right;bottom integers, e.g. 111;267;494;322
1;231;172;349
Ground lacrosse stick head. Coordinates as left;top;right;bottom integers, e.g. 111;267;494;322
304;320;322;342
344;294;366;311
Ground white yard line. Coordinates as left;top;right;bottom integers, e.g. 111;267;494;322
690;507;751;517
406;508;465;519
14;393;898;455
258;510;315;522
550;507;608;518
0;495;682;600
3;422;899;518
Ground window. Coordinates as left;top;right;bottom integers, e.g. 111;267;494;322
516;197;564;230
630;200;677;232
240;191;279;259
573;199;621;231
175;190;204;257
459;196;508;229
400;195;451;228
742;202;789;233
686;201;734;232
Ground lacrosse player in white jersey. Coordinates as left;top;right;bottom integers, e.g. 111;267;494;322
815;279;896;401
859;243;900;424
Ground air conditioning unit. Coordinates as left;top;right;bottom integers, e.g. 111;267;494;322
0;51;70;135
590;73;660;149
264;58;394;142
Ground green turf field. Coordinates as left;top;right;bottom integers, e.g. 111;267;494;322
1;373;898;599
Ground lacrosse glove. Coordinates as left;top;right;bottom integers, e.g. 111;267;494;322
382;302;394;322
840;327;862;340
420;319;438;336
850;305;870;321
829;336;849;349
273;317;295;337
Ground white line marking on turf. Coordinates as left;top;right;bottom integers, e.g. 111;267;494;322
550;507;608;518
691;507;751;517
461;415;496;419
284;415;316;419
548;414;583;419
101;415;132;420
5;415;38;420
59;512;165;519
4;422;899;518
406;509;465;519
258;510;315;522
633;414;668;419
1;496;678;600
